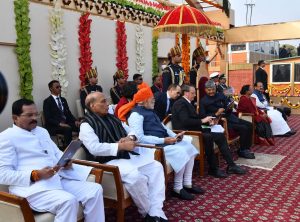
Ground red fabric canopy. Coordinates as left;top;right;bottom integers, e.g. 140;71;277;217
154;5;222;37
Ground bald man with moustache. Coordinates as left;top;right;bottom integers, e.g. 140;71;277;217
79;92;168;222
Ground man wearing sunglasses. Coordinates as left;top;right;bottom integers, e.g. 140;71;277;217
43;80;80;149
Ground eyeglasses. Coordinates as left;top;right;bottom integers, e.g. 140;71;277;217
55;86;62;89
138;78;143;81
19;112;41;118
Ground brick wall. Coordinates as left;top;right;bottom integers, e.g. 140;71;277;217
228;69;253;94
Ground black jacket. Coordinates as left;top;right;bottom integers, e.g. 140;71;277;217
171;97;203;131
154;92;174;121
43;95;76;133
255;67;268;90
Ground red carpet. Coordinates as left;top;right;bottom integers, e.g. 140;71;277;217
106;115;300;221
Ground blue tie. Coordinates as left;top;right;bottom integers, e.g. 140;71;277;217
56;97;63;111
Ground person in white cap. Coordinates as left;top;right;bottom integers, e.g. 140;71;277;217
209;72;220;86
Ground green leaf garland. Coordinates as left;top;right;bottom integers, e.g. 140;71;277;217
152;34;158;76
14;0;33;100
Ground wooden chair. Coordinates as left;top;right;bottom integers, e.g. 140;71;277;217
220;118;240;148
162;114;205;177
73;147;163;222
0;166;103;222
238;113;255;145
40;111;79;149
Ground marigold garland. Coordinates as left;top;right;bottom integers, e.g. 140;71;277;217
49;2;68;96
181;34;190;76
270;97;300;109
78;12;93;87
116;21;128;79
269;85;291;95
14;0;33;100
152;34;158;76
175;34;180;45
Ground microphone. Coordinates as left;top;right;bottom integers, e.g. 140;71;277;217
0;71;8;114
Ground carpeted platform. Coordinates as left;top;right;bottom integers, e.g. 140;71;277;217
106;115;300;221
235;152;285;171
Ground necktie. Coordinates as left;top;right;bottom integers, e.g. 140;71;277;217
56;97;63;111
166;98;170;113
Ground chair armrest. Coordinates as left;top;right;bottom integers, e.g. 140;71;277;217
0;191;35;222
73;161;104;184
238;113;254;118
72;159;126;202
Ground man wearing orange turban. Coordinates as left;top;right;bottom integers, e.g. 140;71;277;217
80;92;168;222
121;87;204;201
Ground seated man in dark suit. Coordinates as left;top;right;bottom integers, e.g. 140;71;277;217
154;84;181;121
172;84;246;177
200;80;254;159
43;80;80;148
151;75;162;94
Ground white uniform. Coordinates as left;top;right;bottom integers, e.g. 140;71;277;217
128;112;198;190
79;122;167;220
251;94;290;135
0;125;104;222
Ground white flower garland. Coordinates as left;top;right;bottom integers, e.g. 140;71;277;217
49;1;68;96
135;23;145;74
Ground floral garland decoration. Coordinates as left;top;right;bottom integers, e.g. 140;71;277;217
175;34;180;45
152;33;158;76
49;1;68;96
116;21;128;79
78;12;93;87
181;34;190;76
14;0;33;100
270;97;300;109
269;85;291;95
294;86;300;95
135;24;145;74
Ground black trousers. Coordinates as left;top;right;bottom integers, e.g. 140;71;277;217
202;132;235;171
49;124;78;148
228;119;253;151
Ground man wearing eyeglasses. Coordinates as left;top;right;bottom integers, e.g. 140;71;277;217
154;84;181;121
0;99;104;222
43;80;80;149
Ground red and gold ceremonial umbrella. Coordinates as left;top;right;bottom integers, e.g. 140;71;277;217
153;4;223;39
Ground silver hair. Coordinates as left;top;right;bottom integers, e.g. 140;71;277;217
205;80;216;89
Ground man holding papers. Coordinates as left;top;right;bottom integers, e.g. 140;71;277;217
119;87;202;201
0;99;104;222
172;85;246;178
79;92;168;222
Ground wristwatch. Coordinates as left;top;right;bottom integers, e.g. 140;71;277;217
128;135;137;141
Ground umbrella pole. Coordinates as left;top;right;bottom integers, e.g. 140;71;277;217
196;65;201;114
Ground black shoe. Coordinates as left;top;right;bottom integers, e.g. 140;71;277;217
171;189;195;200
160;218;169;222
208;168;228;178
144;214;160;222
183;186;205;194
238;150;255;159
227;164;247;175
288;130;297;135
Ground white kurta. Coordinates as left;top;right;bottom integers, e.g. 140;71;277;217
0;125;104;222
251;94;290;135
128;112;199;173
79;122;167;219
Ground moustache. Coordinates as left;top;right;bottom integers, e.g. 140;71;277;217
30;120;37;124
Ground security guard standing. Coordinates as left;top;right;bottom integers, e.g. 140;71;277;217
80;67;103;110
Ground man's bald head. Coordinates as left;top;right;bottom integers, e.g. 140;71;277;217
85;92;108;116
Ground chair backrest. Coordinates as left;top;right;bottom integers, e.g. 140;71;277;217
76;99;84;118
40;111;46;127
0;185;9;192
162;114;173;129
